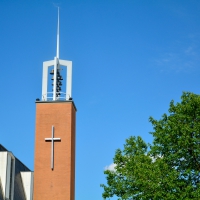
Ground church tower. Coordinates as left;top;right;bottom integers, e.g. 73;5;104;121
33;9;76;200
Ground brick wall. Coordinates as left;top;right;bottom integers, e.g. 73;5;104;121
33;101;76;200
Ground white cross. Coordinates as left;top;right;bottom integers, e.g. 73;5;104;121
45;126;61;170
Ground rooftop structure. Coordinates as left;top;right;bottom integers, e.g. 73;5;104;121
42;8;72;101
0;144;33;200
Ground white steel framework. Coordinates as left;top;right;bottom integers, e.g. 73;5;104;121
41;8;72;101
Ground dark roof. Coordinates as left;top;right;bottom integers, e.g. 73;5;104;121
0;144;30;171
0;144;8;151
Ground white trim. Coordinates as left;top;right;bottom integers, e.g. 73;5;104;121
9;153;15;200
42;60;54;101
0;152;7;198
0;152;15;200
21;172;34;200
60;59;72;99
53;57;58;101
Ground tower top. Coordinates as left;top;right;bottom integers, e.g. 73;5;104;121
41;9;72;101
56;7;59;59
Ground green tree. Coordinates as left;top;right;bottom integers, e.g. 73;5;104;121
101;92;200;199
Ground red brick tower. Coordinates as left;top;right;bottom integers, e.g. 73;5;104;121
33;9;76;200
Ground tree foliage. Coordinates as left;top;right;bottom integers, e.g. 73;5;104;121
101;92;200;199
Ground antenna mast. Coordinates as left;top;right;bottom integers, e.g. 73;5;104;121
56;7;59;59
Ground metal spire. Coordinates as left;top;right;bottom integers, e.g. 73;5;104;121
42;7;72;101
56;7;60;59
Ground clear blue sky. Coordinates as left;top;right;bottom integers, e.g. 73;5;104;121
1;1;200;199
